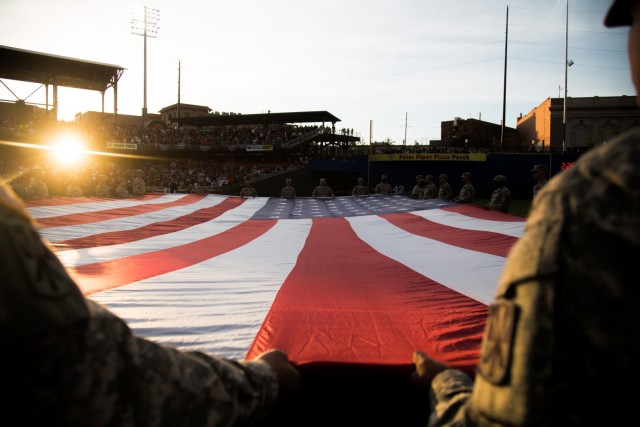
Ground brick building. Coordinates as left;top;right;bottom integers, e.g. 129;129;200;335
438;117;520;151
516;95;640;152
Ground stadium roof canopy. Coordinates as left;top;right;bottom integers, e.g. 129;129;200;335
0;45;125;93
176;111;341;127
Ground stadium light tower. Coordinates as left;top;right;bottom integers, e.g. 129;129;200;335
562;0;569;153
131;5;160;126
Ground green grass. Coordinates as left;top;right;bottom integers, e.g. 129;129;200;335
471;198;531;218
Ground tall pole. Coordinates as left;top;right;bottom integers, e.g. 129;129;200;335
131;6;159;127
404;112;408;146
143;6;148;125
177;61;181;129
500;5;508;151
563;0;569;153
368;119;373;188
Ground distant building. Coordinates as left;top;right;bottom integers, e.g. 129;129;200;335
437;117;519;150
516;95;640;152
158;103;212;128
75;111;161;128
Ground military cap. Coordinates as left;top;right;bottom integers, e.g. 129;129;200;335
461;172;472;178
605;0;633;27
530;164;548;172
439;174;448;179
425;175;434;179
416;174;423;180
493;175;506;182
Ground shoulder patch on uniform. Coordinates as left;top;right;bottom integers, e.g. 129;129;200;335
477;301;517;384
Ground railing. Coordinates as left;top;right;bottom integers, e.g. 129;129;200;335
281;128;325;148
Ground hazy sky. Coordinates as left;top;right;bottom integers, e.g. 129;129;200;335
0;0;633;144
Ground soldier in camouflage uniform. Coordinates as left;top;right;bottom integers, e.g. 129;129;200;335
437;174;453;202
0;182;300;426
280;178;296;199
113;177;131;198
240;181;257;198
26;168;49;199
374;175;392;195
410;175;424;199
483;175;510;213
311;178;335;198
94;175;111;197
423;175;438;199
412;2;640;425
132;169;147;196
451;172;475;203
531;164;548;199
352;177;370;196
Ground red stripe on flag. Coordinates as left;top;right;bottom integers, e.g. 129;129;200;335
36;194;208;228
25;193;165;207
57;197;246;249
443;203;526;221
247;217;487;374
382;212;518;258
70;218;277;295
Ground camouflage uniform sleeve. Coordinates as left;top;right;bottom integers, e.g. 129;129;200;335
1;205;279;427
426;132;640;426
428;369;473;426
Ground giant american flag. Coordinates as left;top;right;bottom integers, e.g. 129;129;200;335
27;192;525;376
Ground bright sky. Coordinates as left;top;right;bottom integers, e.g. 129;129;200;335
0;0;633;144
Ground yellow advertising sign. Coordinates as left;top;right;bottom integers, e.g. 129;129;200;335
107;142;138;150
370;152;486;162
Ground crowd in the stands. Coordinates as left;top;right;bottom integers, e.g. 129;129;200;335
0;156;300;200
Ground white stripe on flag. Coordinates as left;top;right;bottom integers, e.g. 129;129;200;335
55;197;270;267
28;193;189;219
90;218;312;359
347;213;505;304
39;195;230;242
410;209;525;238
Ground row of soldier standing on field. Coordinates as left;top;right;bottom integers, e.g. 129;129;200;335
244;164;548;214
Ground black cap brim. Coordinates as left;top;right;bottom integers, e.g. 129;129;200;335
605;0;633;27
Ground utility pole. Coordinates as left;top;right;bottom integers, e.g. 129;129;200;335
404;112;408;146
563;0;569;153
500;5;508;151
131;5;160;126
177;61;181;129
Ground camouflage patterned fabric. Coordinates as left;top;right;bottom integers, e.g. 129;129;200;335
312;181;334;198
0;200;279;426
240;186;257;198
424;182;438;199
281;185;296;199
452;183;475;203
427;128;640;425
375;182;393;195
438;182;454;202
486;186;511;213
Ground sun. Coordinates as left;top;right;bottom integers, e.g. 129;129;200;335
49;132;87;166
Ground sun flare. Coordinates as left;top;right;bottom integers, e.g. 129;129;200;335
49;132;86;165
